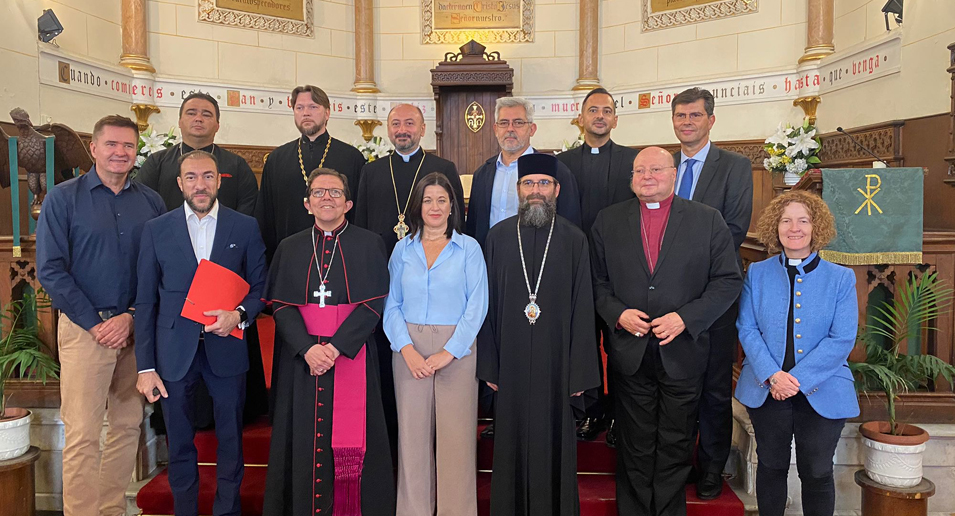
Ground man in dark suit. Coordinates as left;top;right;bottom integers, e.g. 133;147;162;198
135;150;267;516
465;96;582;249
590;147;742;516
558;87;638;444
670;87;753;498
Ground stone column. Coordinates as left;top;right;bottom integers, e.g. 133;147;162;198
799;0;835;64
573;0;601;91
119;0;155;73
352;0;379;93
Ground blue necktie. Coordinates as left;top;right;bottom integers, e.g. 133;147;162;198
677;158;696;200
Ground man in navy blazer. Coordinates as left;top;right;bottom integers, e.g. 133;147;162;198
135;150;267;516
465;96;582;249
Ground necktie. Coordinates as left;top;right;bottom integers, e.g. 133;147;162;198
677;158;696;199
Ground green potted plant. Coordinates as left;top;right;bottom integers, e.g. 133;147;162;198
849;271;955;488
0;289;59;461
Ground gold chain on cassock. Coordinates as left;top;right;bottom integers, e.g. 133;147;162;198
389;151;426;239
298;134;332;184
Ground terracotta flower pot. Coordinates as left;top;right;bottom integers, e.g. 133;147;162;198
0;408;32;461
860;421;929;488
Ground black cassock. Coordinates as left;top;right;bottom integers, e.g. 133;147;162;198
262;223;395;516
477;215;600;516
255;132;367;264
354;149;465;255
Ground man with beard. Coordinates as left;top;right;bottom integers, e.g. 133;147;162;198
590;147;742;516
137;92;267;425
478;153;599;516
670;87;753;499
557;87;639;445
466;97;582;249
256;84;367;264
263;168;395;516
137;93;258;216
355;103;464;254
37;115;165;516
135;150;267;516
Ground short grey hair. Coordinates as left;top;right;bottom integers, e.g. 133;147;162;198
495;97;535;123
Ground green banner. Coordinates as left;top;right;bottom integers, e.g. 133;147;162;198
820;168;922;265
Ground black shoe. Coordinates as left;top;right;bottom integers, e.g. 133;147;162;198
696;472;723;500
604;419;616;448
576;417;605;441
480;422;495;440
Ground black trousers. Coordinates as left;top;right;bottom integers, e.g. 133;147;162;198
747;393;845;516
615;341;703;516
162;340;246;516
696;302;738;475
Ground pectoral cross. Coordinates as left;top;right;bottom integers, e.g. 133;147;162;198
313;283;332;308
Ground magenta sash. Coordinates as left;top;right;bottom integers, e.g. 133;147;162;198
298;303;366;516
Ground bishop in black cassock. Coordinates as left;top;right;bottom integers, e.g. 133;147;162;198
478;154;599;516
263;170;395;516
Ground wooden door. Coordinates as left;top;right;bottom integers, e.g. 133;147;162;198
437;88;506;176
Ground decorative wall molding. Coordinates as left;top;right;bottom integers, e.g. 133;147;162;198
642;0;758;32
198;0;313;37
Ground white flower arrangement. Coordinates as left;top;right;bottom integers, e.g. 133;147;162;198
555;134;585;155
355;135;394;162
136;126;181;168
762;119;822;176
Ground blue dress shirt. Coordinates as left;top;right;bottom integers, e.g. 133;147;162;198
384;230;489;359
36;168;166;331
676;141;711;199
488;146;535;228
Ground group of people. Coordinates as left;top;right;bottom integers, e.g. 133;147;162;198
33;82;860;516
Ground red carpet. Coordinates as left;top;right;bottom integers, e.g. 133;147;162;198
137;316;745;516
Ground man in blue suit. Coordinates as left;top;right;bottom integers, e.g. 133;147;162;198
135;150;267;516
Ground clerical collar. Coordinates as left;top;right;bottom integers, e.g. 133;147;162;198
583;140;612;155
642;193;675;210
780;252;821;274
181;141;215;154
301;131;330;148
394;147;420;163
315;219;348;237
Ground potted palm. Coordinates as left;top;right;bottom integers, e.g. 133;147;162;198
849;271;955;488
0;290;59;460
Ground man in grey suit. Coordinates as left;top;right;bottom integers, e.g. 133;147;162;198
670;87;753;499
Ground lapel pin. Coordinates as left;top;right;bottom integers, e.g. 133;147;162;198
229;243;236;248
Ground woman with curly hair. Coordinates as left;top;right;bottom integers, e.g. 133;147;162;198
734;190;859;516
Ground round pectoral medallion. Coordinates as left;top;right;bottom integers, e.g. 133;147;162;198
524;302;541;325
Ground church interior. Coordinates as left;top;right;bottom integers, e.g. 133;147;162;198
1;0;955;514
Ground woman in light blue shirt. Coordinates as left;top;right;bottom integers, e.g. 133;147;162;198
384;171;488;516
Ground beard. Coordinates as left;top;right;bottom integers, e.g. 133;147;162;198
185;191;217;215
392;132;420;153
499;131;527;153
518;195;556;228
296;118;325;137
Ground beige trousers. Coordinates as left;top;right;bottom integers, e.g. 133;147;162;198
394;323;478;516
58;313;144;516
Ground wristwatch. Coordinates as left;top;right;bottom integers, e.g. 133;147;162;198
235;306;248;325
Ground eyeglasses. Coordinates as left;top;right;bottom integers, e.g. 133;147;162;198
309;188;345;198
518;179;555;188
672;112;707;122
495;119;529;129
632;166;675;176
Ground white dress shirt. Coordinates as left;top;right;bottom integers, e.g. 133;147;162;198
184;200;219;263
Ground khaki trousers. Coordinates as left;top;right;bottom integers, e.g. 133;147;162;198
394;324;478;516
58;313;144;516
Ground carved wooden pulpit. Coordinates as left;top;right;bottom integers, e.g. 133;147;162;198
431;40;514;201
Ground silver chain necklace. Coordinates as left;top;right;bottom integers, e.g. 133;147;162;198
310;222;347;308
517;215;555;325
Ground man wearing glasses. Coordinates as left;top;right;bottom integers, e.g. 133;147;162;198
590;147;742;516
670;87;753;499
465;97;582;250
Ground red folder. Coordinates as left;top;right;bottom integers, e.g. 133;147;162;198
180;259;249;340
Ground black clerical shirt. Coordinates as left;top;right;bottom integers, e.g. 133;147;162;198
783;254;821;371
580;141;612;233
135;142;258;215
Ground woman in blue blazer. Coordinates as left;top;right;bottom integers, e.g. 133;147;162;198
735;190;859;516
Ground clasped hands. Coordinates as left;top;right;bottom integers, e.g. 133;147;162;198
89;313;134;349
769;371;800;400
618;309;685;345
305;343;341;376
401;346;454;380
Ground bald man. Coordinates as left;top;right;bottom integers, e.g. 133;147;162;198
589;147;742;516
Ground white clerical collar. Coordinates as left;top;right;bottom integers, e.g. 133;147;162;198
591;147;600;154
644;202;661;210
395;147;419;163
788;258;803;266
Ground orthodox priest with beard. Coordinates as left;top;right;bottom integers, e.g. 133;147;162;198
478;153;600;516
355;103;465;254
262;168;395;516
256;85;367;264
